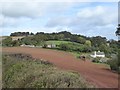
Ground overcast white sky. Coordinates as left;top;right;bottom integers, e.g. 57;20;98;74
0;0;119;40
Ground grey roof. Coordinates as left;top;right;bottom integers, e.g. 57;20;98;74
91;52;105;55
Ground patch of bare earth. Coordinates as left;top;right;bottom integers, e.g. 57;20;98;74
2;47;118;88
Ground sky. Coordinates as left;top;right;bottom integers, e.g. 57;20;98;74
0;1;118;40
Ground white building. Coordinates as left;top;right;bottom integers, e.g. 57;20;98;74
47;44;56;48
20;44;35;47
90;51;105;58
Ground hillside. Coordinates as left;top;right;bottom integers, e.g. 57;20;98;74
3;31;119;56
2;53;94;88
2;47;118;88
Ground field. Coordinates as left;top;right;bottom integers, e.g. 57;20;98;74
46;40;71;45
45;40;80;45
2;47;118;88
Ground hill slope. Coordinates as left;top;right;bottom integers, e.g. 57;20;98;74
2;47;118;88
2;53;94;88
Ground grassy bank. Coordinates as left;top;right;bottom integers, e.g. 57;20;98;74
2;53;94;88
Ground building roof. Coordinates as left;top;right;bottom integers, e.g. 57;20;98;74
91;51;105;55
96;52;105;55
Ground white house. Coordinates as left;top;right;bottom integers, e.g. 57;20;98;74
47;44;56;48
90;51;105;58
20;44;35;47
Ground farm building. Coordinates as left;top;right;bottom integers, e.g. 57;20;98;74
90;51;105;58
11;36;25;41
20;44;35;47
47;44;56;48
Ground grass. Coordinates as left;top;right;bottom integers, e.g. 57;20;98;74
45;40;87;59
2;53;94;88
45;40;80;45
93;62;109;68
3;54;94;88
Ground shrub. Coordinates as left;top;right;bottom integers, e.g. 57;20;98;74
107;55;119;72
42;44;47;48
2;37;12;46
59;43;70;51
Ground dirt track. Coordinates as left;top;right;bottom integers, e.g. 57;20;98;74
2;47;118;88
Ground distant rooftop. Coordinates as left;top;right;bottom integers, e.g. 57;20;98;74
96;52;105;55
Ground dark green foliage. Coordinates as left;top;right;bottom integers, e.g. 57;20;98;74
90;36;107;47
99;44;111;55
2;37;22;47
43;44;47;48
10;32;31;36
59;43;91;52
107;54;119;72
116;24;120;36
2;37;12;46
12;40;20;46
70;35;86;44
2;53;94;88
21;36;37;45
59;43;70;51
108;40;119;54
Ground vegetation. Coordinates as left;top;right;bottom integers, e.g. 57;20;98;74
10;32;34;36
3;31;119;55
45;40;72;45
2;37;20;47
116;24;120;37
2;53;94;88
3;31;118;54
59;43;91;52
2;31;120;73
107;51;120;73
2;37;13;47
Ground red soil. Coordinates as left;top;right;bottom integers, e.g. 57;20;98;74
2;47;118;88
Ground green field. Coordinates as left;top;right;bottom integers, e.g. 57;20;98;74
2;53;94;88
45;40;80;45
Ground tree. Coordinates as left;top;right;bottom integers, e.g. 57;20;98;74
43;44;47;48
58;31;71;38
90;36;107;47
108;54;119;72
85;40;91;47
10;32;30;36
116;24;120;36
30;32;34;35
12;40;20;46
115;24;120;42
99;44;111;55
2;37;12;46
59;43;70;51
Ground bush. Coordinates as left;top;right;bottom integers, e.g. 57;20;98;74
42;44;47;48
2;37;12;46
107;55;119;72
59;43;70;51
